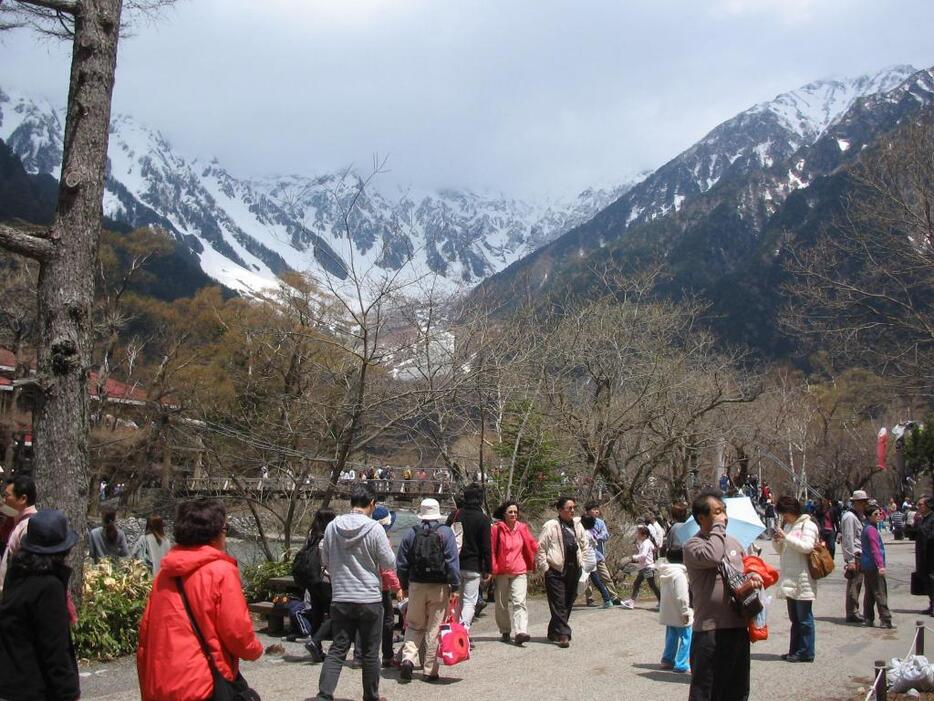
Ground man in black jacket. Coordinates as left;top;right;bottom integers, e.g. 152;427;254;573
449;483;492;629
915;496;934;615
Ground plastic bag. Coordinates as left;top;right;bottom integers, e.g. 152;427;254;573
577;567;591;597
889;655;934;693
437;615;470;666
748;591;772;643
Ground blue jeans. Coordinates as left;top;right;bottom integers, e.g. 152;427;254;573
662;625;692;671
589;570;612;602
786;598;815;660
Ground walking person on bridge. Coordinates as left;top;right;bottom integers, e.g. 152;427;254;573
314;484;395;701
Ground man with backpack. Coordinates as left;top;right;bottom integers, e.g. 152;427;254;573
449;483;492;629
396;497;461;683
314;485;395;701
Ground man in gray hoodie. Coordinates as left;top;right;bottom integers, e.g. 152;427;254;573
316;484;395;701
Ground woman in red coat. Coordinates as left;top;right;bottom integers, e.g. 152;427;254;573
491;500;538;646
137;499;263;701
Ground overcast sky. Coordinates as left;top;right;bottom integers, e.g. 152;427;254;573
2;0;932;198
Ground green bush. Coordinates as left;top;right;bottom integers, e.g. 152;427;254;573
242;558;292;602
73;559;152;662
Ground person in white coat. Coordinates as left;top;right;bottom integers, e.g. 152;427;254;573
773;495;819;663
657;550;693;673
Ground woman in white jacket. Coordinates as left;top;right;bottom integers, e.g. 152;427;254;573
657;550;693;673
773;495;819;663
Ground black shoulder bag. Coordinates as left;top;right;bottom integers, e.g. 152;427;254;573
175;577;261;701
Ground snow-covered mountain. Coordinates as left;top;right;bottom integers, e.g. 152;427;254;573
479;64;922;288
0;88;637;294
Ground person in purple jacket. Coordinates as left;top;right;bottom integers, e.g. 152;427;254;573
860;505;895;629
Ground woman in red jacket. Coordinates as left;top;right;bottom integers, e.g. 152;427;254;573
137;499;263;701
491;500;538;646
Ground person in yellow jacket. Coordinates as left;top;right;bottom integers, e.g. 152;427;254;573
535;497;593;648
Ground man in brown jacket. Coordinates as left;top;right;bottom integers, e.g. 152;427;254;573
684;491;763;701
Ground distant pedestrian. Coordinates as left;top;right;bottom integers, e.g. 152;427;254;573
535;496;593;648
657;548;693;674
861;504;894;628
841;490;870;622
584;501;621;606
137;499;263;701
396;497;460;682
814;497;840;559
88;509;129;563
620;526;660;609
132;515;172;575
315;485;395;701
891;507;907;541
490;500;538;645
581;515;615;608
684;490;762;701
449;483;492;629
0;509;80;701
773;495;818;663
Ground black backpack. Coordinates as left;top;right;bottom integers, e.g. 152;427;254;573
409;522;449;583
292;535;324;592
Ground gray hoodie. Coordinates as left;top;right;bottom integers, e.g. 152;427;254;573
321;512;396;604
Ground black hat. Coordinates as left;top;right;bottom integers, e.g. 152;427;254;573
20;509;79;555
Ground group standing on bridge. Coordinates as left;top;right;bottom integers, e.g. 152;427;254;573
2;471;934;701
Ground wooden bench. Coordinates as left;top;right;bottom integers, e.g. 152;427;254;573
248;601;289;636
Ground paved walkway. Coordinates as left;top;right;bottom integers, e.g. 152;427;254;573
83;536;929;701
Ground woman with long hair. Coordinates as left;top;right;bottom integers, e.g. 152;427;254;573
132;514;173;575
0;509;80;701
535;496;593;648
88;508;129;563
302;507;337;662
491;500;538;645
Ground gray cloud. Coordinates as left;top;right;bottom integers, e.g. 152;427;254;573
1;0;932;198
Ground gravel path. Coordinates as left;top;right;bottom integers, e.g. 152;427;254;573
83;536;928;701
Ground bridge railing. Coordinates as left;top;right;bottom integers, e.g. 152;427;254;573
182;475;455;497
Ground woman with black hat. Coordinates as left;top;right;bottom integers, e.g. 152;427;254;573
0;508;81;701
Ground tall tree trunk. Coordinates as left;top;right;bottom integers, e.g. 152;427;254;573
33;0;123;603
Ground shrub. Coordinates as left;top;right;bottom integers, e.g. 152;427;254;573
73;559;152;662
242;558;292;602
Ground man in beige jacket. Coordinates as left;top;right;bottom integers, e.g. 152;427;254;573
535;497;593;648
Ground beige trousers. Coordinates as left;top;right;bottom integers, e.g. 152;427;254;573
402;582;450;675
494;573;529;636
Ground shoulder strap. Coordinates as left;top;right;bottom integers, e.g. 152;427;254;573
175;576;221;676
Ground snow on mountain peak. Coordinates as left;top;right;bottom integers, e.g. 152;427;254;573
751;64;917;140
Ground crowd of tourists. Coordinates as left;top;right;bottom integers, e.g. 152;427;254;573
2;470;933;701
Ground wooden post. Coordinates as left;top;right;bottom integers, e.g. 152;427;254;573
874;660;887;701
917;620;925;656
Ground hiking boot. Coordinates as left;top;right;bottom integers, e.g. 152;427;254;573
660;660;674;670
557;636;570;648
399;660;414;683
514;633;530;645
586;598;596;607
500;632;511;643
304;640;324;663
424;674;441;683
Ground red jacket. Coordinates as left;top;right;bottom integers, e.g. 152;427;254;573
137;545;263;701
491;520;538;576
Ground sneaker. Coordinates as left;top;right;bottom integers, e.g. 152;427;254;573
659;660;674;670
880;621;897;629
557;636;570;648
399;660;414;683
586;598;596;607
785;655;813;663
514;633;530;645
845;615;865;624
619;599;635;609
862;619;875;627
601;601;614;609
673;667;691;674
500;632;511;643
612;598;623;606
424;674;441;683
